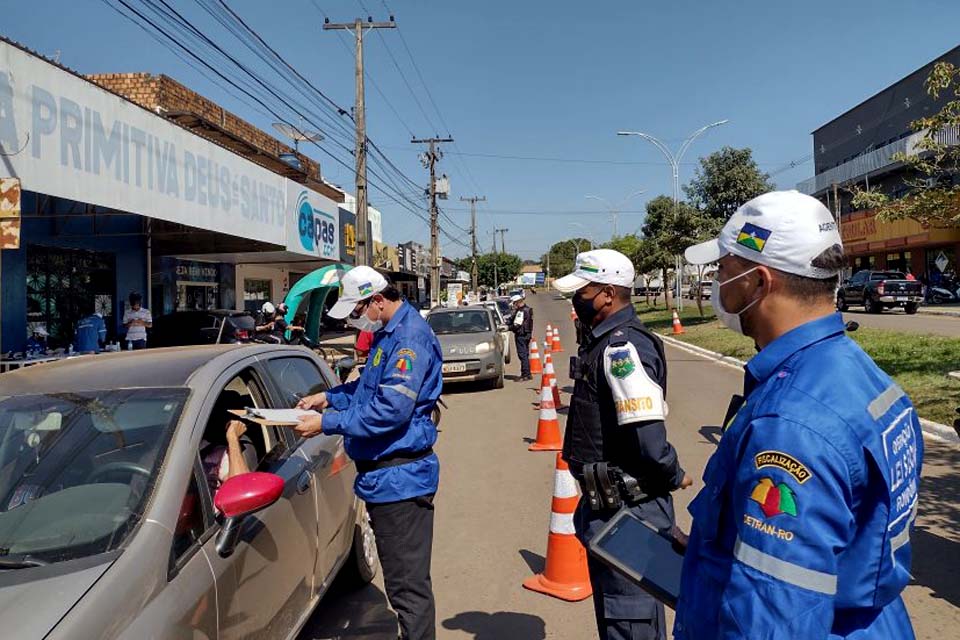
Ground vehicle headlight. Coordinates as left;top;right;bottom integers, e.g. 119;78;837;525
475;341;494;354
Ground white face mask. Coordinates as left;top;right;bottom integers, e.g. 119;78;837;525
713;266;762;335
347;302;384;333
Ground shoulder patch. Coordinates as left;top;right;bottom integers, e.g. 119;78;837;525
395;348;416;372
603;342;665;424
372;347;383;367
608;348;636;379
754;451;812;484
750;477;798;518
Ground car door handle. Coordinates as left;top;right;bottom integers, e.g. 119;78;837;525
296;471;312;494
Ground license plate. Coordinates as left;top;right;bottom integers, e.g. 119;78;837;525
443;362;467;374
896;297;907;302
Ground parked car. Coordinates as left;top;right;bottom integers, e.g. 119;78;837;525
837;270;924;314
473;301;512;364
493;296;513;320
689;279;713;300
0;344;376;640
427;307;505;389
150;309;257;347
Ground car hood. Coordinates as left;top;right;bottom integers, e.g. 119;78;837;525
0;557;114;639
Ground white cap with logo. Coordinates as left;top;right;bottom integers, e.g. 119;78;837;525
685;190;843;278
553;249;636;294
327;265;389;319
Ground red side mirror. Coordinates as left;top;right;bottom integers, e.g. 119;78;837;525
214;472;284;519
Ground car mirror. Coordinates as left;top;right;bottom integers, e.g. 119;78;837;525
214;472;284;558
498;324;508;332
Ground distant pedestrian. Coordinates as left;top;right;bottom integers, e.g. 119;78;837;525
75;306;107;354
508;294;534;381
25;326;48;356
123;292;152;350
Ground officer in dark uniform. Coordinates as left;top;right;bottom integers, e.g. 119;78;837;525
553;249;691;640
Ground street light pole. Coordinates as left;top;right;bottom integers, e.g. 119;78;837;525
585;190;646;239
569;222;595;251
617;120;728;310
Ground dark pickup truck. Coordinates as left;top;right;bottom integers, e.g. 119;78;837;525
837;270;924;314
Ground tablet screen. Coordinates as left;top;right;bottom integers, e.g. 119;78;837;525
588;509;684;608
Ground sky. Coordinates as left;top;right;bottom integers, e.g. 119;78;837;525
4;0;960;262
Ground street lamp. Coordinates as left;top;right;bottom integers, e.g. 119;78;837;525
617;120;728;309
585;189;646;238
568;222;595;253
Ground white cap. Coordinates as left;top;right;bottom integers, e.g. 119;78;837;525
327;265;389;319
553;249;635;294
261;302;275;315
32;326;48;337
685;190;843;279
510;294;523;303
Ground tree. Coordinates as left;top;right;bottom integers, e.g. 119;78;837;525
850;62;960;227
685;146;774;226
641;195;712;312
469;252;522;288
542;238;591;281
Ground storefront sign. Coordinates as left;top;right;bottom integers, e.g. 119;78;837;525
287;184;339;258
936;251;949;273
163;257;219;283
841;217;878;243
0;176;20;249
338;207;357;263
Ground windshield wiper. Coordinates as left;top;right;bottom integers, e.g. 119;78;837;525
0;554;49;569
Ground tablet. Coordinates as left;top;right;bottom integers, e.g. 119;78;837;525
588;508;685;609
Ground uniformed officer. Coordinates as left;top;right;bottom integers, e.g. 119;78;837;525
676;190;923;638
296;265;443;640
509;293;534;381
553;249;691;640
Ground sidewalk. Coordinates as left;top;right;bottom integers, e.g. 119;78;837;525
918;303;960;318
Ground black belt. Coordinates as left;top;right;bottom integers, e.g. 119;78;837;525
355;448;434;474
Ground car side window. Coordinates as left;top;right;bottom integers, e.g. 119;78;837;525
169;464;211;577
263;357;330;409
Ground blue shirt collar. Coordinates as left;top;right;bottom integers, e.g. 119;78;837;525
745;312;846;390
592;304;637;339
381;300;413;334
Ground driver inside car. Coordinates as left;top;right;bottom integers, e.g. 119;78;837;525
199;393;259;496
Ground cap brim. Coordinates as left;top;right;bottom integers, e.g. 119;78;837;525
552;273;590;294
684;239;721;265
327;298;358;320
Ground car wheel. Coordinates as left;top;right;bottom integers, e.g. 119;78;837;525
341;504;378;587
864;296;879;314
905;302;919;315
490;366;504;390
836;294;848;312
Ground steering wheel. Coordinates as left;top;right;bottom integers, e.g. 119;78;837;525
86;461;151;483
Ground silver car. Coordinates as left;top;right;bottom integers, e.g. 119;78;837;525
427;307;505;389
0;345;377;640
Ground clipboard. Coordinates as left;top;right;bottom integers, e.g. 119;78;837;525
588;508;686;609
228;408;320;427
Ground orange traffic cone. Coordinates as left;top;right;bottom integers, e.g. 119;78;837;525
552;327;564;353
570;306;577;321
544;324;553;353
529;383;562;451
534;352;554;410
522;454;592;601
544;352;562;408
529;340;543;375
671;310;685;335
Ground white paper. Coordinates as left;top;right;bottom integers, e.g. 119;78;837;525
244;408;319;424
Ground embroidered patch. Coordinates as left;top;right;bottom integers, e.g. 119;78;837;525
580;263;600;274
395;348;416;372
736;223;772;253
608;349;636;379
743;514;795;541
372;347;383;367
754;451;812;484
750;477;798;518
358;282;374;296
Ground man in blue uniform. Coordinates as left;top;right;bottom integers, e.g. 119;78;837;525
75;307;107;353
676;190;922;639
296;266;442;640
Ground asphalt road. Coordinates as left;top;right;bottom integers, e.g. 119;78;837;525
299;294;959;639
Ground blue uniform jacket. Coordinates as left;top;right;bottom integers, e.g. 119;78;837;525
675;314;922;639
75;314;106;353
322;301;442;503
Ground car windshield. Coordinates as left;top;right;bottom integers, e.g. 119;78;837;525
495;300;511;317
428;310;492;334
0;388;187;565
871;272;906;280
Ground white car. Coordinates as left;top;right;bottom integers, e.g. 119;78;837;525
472;301;512;364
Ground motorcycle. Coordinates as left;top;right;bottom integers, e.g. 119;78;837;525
928;276;960;304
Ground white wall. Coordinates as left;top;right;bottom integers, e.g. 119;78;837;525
235;265;290;311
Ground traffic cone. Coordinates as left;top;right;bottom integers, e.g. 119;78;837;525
544;324;553;354
534;353;554;410
522;454;592;601
544;352;562;408
671;309;685;335
529;383;562;451
529;340;543;375
552;327;564;353
570;306;577;322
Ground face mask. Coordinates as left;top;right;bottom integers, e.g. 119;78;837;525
713;267;762;335
347;302;384;333
572;290;602;325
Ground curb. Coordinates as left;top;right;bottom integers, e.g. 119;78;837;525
917;309;960;318
658;332;959;444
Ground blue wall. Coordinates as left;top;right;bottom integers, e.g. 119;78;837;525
1;191;147;352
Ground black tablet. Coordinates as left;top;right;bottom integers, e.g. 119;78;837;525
587;508;685;609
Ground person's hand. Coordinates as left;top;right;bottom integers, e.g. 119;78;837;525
297;392;328;410
294;414;324;439
226;420;247;443
678;474;693;490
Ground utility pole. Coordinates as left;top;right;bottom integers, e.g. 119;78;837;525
496;228;509;254
412;136;454;305
461;195;485;292
324;15;396;266
493;227;508;294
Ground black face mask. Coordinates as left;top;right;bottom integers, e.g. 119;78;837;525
572;290;602;325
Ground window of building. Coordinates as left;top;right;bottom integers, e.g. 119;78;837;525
243;278;273;313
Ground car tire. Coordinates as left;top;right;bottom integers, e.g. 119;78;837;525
490;366;504;390
905;302;919;315
836;294;848;312
864;296;880;314
341;504;378;588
